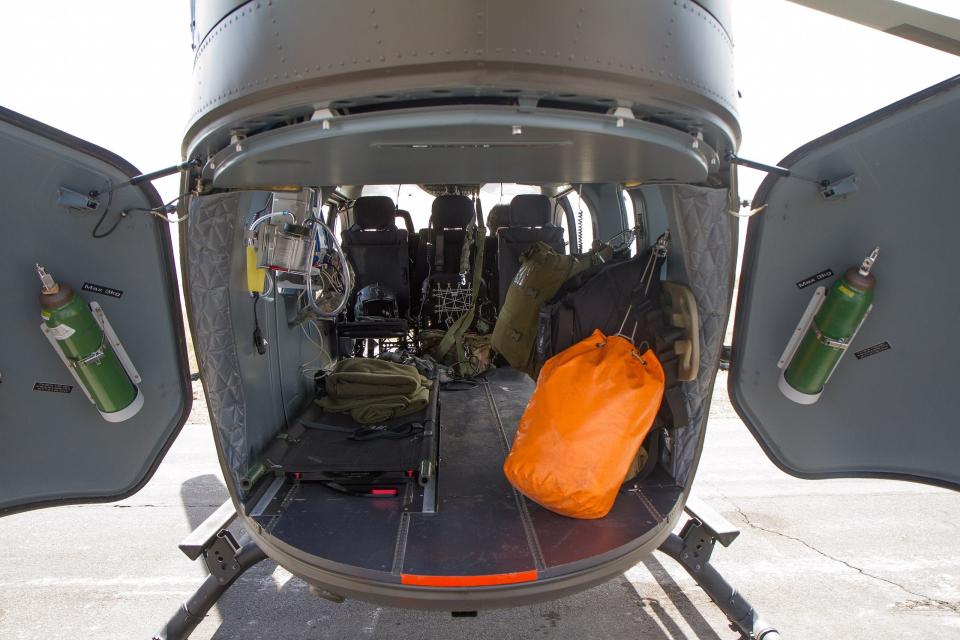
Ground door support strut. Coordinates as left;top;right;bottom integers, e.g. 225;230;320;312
152;500;267;640
658;496;781;639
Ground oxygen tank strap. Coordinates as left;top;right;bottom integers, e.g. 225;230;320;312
69;337;107;369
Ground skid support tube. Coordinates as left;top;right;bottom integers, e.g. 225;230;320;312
658;498;780;639
153;538;267;640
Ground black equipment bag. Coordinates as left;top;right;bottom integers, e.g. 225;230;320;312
534;242;689;427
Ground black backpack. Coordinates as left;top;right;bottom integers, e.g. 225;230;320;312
533;239;688;428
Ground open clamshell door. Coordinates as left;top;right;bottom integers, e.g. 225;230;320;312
0;107;191;516
729;76;960;490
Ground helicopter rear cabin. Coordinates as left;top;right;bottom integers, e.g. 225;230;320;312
0;0;737;607
4;0;960;633
167;177;726;607
166;0;738;606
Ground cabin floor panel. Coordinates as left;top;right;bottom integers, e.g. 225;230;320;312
263;481;409;574
483;368;683;569
253;366;680;580
402;377;536;575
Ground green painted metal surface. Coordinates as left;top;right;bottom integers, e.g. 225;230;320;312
43;293;136;415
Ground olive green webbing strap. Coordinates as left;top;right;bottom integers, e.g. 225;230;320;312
458;223;474;278
438;197;486;375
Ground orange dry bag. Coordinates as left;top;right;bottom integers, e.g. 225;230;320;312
503;328;665;519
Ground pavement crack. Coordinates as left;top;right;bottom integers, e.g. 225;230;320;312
722;495;960;615
110;503;224;509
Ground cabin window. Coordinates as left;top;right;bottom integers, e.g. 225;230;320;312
360;184;435;229
359;184;547;231
477;183;542;215
621;188;637;256
321;203;335;231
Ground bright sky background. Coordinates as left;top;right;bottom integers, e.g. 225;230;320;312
0;0;956;216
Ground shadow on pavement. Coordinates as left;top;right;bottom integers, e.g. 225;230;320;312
175;474;728;640
181;474;230;524
641;555;726;640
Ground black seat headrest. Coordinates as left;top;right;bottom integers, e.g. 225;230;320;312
487;204;511;231
508;194;552;227
431;195;475;229
353;196;396;230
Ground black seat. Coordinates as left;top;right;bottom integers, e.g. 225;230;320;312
496;194;564;305
411;195;478;326
486;203;511;232
341;196;410;319
423;195;476;278
396;209;420;305
483;204;512;309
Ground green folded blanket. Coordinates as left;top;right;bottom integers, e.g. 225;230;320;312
316;359;431;424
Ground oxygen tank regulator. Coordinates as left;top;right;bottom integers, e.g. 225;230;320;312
777;247;879;404
36;265;144;422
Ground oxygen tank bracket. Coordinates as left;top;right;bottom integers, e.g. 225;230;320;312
824;304;872;385
89;302;142;384
813;327;851;350
40;301;143;416
72;345;107;369
777;287;826;370
776;283;873;384
777;253;876;405
41;324;97;405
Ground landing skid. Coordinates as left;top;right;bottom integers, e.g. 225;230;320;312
658;496;781;639
154;497;780;639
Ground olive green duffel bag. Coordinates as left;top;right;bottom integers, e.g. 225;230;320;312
491;242;612;375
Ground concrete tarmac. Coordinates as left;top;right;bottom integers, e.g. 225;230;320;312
1;371;958;639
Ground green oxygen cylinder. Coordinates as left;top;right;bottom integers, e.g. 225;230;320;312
779;248;879;404
37;265;143;422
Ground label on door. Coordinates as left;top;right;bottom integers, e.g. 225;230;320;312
854;341;891;360
795;269;834;289
82;282;123;298
33;382;73;393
